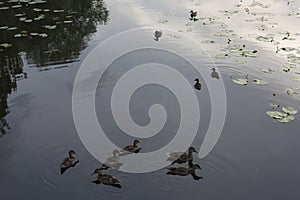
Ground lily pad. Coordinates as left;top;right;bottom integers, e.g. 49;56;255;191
252;79;268;85
282;106;298;115
233;78;248;85
278;115;295;123
0;43;12;48
215;53;231;59
266;111;287;119
262;68;275;74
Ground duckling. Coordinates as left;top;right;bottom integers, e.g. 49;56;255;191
211;68;220;79
190;10;197;19
100;150;123;170
171;147;197;165
92;169;122;188
154;30;162;41
194;78;202;90
60;150;79;174
167;164;202;179
120;139;141;155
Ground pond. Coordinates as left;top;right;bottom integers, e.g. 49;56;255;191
0;0;300;199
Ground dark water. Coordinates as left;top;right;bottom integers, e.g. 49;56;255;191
1;0;300;199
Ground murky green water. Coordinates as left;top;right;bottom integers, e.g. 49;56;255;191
1;0;300;199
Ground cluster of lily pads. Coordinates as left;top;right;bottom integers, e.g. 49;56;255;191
0;0;76;50
266;103;298;123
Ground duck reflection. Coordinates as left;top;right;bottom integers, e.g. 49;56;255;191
211;68;220;79
92;168;122;188
100;149;123;170
154;30;162;41
167;164;202;180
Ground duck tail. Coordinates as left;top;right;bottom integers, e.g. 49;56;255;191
60;167;67;175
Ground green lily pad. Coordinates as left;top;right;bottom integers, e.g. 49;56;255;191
215;53;231;59
233;78;248;85
7;27;17;31
269;103;280;109
53;9;64;13
0;43;12;48
262;68;275;74
11;5;22;8
14;33;22;37
266;111;287;119
63;20;73;24
253;79;268;85
30;32;38;36
39;33;48;37
278;115;295;123
282;106;298;115
0;26;9;30
44;25;57;30
25;19;33;23
201;40;215;44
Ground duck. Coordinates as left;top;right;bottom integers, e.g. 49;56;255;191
190;10;197;19
100;150;123;170
167;164;202;179
60;150;79;174
154;30;162;41
92;168;122;188
211;68;220;79
194;78;202;90
120;139;141;155
171;146;197;165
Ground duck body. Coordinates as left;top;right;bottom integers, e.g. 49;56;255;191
167;164;202;178
171;147;197;165
60;150;79;174
211;68;220;79
154;30;162;41
120;139;141;155
92;169;122;188
194;78;202;90
166;152;184;162
190;10;197;19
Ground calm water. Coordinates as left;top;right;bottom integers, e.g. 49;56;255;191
1;0;300;199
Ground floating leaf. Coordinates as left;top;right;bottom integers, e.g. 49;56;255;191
278;115;295;123
253;79;268;85
233;78;248;85
7;27;17;31
269;103;280;109
25;19;33;23
261;68;275;74
282;106;298;115
201;40;215;44
11;5;22;8
63;20;73;24
14;33;22;37
39;33;48;38
0;26;9;30
0;43;12;48
266;111;287;119
215;53;231;59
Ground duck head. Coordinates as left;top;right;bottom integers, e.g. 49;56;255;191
133;139;141;146
188;146;198;154
68;150;76;158
194;78;199;83
113;149;120;157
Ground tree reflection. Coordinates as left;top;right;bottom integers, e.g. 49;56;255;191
0;0;109;135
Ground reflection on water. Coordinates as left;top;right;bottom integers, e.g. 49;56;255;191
0;0;108;136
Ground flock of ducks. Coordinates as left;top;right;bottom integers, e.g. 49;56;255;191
60;142;202;188
60;9;208;189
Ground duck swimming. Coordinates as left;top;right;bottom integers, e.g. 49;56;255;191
120;139;141;155
194;78;202;90
167;164;202;179
92;169;122;188
60;150;79;174
190;10;197;20
154;30;162;41
100;150;123;170
211;68;220;79
171;147;197;165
